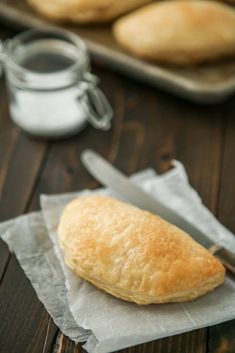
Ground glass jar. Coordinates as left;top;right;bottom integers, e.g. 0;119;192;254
0;28;113;138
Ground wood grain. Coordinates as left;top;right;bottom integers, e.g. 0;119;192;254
208;321;235;353
217;97;235;232
54;328;207;353
0;255;53;353
0;134;48;272
0;76;17;280
207;91;235;353
0;76;48;283
0;36;52;352
0;27;18;278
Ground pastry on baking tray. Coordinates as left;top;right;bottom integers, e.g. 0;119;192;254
58;195;225;305
113;0;235;65
27;0;152;23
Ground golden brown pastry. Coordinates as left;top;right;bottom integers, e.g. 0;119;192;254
58;195;225;304
113;0;235;65
27;0;152;23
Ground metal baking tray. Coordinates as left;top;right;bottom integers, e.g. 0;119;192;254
1;0;235;103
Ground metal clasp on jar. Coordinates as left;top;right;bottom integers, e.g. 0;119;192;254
77;72;113;131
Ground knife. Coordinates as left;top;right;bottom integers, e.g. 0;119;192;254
81;149;235;274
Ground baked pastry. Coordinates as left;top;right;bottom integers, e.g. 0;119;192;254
113;0;235;65
27;0;152;23
58;195;225;304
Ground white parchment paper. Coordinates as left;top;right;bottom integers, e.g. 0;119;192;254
1;161;235;353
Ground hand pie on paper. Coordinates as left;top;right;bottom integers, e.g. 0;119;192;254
58;195;225;305
113;0;235;65
27;0;152;23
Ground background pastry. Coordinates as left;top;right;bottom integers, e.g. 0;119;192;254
58;195;225;305
27;0;152;23
113;0;235;65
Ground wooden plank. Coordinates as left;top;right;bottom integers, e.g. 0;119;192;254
217;98;235;232
0;74;48;282
207;97;235;352
0;156;57;353
208;321;235;353
52;329;206;353
0;75;18;281
52;332;85;353
0;29;52;352
0;122;48;276
0;132;48;220
0;28;19;278
0;256;53;353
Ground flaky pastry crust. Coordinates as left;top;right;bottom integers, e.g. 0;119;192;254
113;0;235;65
27;0;152;23
58;195;225;304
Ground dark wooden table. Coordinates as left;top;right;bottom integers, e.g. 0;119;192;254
0;25;235;353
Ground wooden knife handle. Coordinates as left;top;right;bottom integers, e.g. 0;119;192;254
210;245;235;275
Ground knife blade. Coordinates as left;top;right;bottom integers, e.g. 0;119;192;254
81;149;235;274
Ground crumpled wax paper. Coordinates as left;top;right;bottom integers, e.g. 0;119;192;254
1;161;235;353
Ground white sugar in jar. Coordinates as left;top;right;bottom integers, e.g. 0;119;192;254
2;28;112;138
